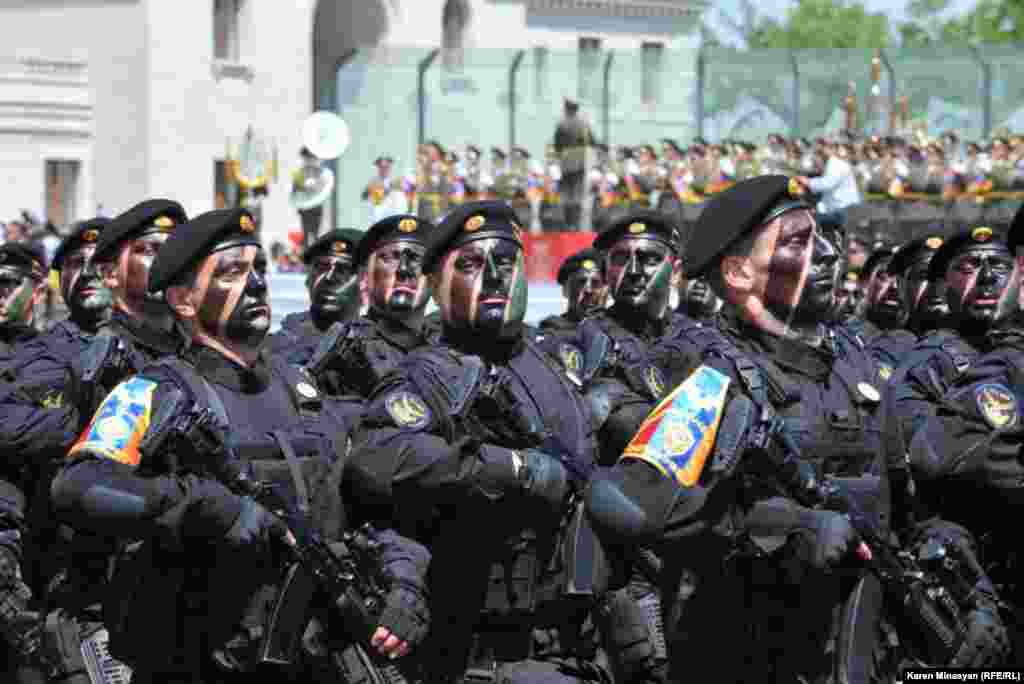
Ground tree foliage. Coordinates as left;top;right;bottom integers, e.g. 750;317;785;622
745;0;892;49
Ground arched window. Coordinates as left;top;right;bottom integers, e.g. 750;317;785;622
442;0;470;70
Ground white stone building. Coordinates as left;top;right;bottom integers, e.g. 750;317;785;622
0;0;705;247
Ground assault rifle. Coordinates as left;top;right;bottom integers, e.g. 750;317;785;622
762;419;979;665
145;393;392;667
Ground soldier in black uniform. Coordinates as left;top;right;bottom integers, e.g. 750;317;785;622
537;248;607;333
586;176;881;683
885;226;1020;476
306;214;438;398
265;228;363;365
72;199;189;424
0;243;47;367
51;208;430;683
0;242;50;683
881;222;1024;666
346;201;654;684
887;233;949;339
849;246;917;384
832;270;862;324
675;272;721;321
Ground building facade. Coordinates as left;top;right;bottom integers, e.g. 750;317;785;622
0;0;705;246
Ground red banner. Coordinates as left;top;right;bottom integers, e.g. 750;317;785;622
522;231;597;283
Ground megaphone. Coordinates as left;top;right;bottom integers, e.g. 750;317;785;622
302;111;350;161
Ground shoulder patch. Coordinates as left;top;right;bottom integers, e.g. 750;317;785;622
975;383;1018;429
877;363;893;382
622;365;730;488
385;391;432;429
70;376;158;467
559;343;582;374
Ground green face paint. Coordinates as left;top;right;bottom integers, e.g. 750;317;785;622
505;250;528;326
0;277;34;325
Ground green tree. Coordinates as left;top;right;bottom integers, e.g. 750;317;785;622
747;0;892;49
900;0;1024;46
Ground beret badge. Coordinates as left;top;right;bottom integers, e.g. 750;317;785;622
398;218;418;233
332;241;347;255
581;259;596;270
925;236;943;249
239;215;256;233
971;226;993;242
787;178;805;198
82;229;99;242
154;216;175;231
465;215;486;232
628;222;646;234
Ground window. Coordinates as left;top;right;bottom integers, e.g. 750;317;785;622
45;160;79;228
641;42;664;105
442;0;470;71
533;46;548;100
578;37;602;102
213;0;243;61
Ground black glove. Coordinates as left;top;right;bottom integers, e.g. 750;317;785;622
221;496;290;553
793;509;859;569
951;606;1011;668
518;449;570;510
375;580;430;649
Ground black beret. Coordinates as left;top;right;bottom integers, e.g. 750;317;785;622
685;175;811;277
95;199;187;262
861;247;896;280
928;226;1006;282
354;215;433;267
593;211;682;255
303;229;364;265
0;243;46;278
147;208;260;293
423;200;524;274
556;248;602;285
52;217;111;272
887;234;945;277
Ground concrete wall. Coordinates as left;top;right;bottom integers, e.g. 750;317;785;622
144;0;315;247
0;1;146;225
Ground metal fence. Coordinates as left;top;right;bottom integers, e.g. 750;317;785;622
331;45;1024;228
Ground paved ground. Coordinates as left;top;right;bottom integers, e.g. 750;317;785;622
269;272;565;331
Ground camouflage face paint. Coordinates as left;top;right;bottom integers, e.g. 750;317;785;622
0;271;35;325
604;237;675;320
565;266;607;320
61;243;111;324
436;237;526;337
945;244;1020;329
194;245;270;349
307;254;360;324
366;239;430;321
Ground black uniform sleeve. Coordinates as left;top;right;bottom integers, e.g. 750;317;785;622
0;348;81;466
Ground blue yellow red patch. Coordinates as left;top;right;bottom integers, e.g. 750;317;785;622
70;377;158;466
974;383;1018;429
621;365;730;487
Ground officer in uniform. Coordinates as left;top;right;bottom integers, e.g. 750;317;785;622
885;225;1021;476
676;272;721;322
0;243;47;366
586;176;882;683
346;201;660;684
265;228;363;365
0;242;49;682
832;271;862;324
887;233;949;338
848;246;917;383
880;226;1023;666
559;211;688;464
306;214;438;398
51;208;430;683
537;248;607;333
72;199;189;426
